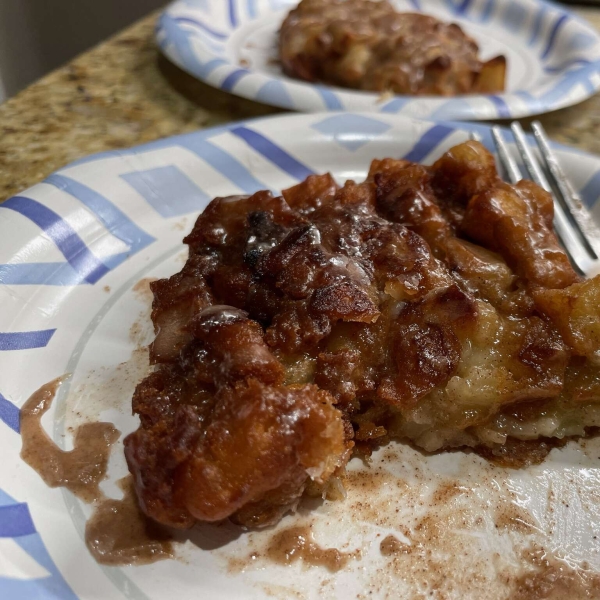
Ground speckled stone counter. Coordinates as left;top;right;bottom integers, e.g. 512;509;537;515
1;7;600;202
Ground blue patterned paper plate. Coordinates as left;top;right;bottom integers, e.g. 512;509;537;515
156;0;600;120
2;112;600;599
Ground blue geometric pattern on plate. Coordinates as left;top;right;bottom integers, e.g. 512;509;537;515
0;330;56;352
0;393;20;433
0;329;56;432
311;114;392;151
230;126;315;179
0;489;77;600
0;175;155;286
156;0;600;120
121;166;212;218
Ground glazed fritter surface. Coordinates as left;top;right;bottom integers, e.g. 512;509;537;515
125;140;600;529
279;0;506;96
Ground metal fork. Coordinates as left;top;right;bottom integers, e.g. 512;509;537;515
471;123;600;278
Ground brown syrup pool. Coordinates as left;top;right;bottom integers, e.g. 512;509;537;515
20;377;119;503
20;378;173;566
265;525;357;572
86;477;173;566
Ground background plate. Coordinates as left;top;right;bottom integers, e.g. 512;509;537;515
156;0;600;120
2;113;600;599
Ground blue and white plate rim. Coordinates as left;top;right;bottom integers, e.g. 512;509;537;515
156;0;600;120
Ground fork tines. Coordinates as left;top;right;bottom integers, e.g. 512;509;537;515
489;121;600;277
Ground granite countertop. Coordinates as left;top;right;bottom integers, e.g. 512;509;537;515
1;7;600;202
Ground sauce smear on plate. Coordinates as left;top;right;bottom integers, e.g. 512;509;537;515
20;378;174;565
266;525;355;572
86;476;173;565
20;377;119;503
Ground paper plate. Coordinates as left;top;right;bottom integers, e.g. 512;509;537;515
156;0;600;120
2;112;600;599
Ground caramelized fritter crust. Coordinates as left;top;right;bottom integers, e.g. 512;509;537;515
279;0;506;96
126;140;600;530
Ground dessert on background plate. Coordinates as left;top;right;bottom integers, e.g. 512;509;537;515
279;0;506;95
157;0;600;118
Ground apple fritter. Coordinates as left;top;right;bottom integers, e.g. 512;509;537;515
125;140;600;530
279;0;506;96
